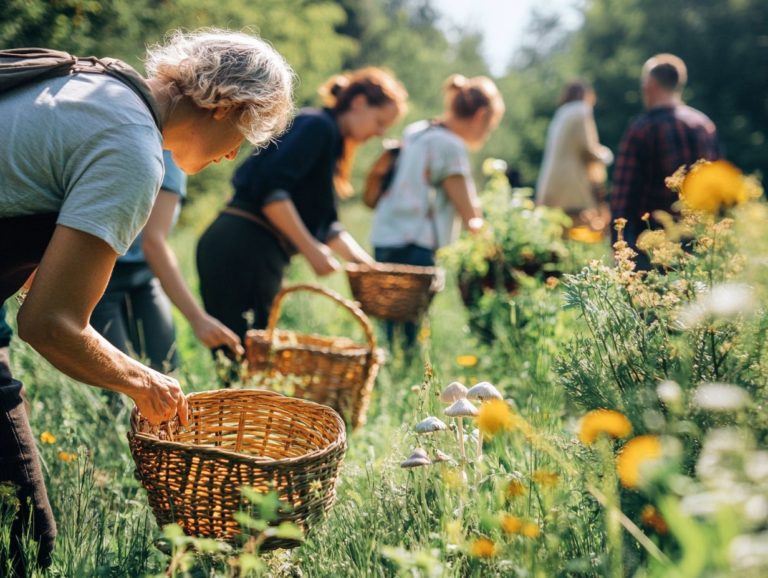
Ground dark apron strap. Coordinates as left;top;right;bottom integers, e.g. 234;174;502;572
0;213;59;302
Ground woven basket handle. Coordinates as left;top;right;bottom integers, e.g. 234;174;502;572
266;283;377;350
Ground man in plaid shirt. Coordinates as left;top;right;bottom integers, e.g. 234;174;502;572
611;53;719;268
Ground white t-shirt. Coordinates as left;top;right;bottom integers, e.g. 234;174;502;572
0;72;164;254
370;121;472;250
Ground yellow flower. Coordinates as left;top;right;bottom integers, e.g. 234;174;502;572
531;470;559;487
506;479;526;498
58;451;77;463
469;537;496;558
456;355;478;367
640;504;668;535
578;409;633;445
501;515;523;535
476;399;516;437
568;226;604;244
445;520;464;545
40;431;57;445
521;522;541;539
617;436;662;489
680;160;751;213
545;276;560;289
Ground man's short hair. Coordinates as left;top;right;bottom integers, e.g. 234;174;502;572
642;53;687;92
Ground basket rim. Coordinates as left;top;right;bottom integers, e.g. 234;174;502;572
129;389;347;466
246;328;371;357
346;262;444;276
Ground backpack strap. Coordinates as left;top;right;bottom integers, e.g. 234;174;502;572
72;57;164;131
0;48;164;131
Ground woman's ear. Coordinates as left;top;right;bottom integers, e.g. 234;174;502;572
212;106;235;121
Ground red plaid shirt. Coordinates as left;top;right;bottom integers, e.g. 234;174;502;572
611;104;719;222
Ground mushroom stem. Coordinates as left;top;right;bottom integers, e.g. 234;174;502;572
456;419;466;462
476;431;483;461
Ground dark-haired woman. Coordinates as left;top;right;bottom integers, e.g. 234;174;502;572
197;67;408;341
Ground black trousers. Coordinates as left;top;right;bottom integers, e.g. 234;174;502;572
0;353;56;574
196;213;290;342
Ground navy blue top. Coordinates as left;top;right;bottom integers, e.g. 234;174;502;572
228;108;345;245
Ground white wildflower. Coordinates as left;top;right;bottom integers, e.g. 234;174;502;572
677;283;757;329
729;532;768;572
657;380;682;405
693;383;751;412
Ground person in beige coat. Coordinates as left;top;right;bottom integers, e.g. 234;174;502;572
536;81;613;225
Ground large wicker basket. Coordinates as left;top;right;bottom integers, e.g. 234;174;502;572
128;389;346;550
245;284;381;429
346;263;445;322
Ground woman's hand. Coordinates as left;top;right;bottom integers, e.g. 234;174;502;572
191;313;244;356
131;369;188;426
307;242;341;276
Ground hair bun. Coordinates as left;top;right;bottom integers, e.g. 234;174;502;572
446;74;467;90
329;75;350;98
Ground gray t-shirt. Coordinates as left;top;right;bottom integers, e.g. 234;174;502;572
0;73;164;254
370;121;472;250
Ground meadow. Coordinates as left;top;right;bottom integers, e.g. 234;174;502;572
3;162;767;577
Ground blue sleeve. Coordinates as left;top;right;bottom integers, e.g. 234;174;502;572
0;302;11;347
161;150;187;198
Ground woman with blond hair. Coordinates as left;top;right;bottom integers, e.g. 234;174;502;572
0;29;294;573
197;67;408;342
370;74;505;347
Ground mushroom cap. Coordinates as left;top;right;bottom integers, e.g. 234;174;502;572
444;397;478;417
433;449;454;463
401;447;432;468
415;416;448;433
467;381;503;401
440;381;468;404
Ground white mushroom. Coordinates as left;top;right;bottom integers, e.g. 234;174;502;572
433;449;454;463
445;398;479;418
467;381;503;402
414;416;448;434
445;398;478;462
401;448;432;468
440;381;468;404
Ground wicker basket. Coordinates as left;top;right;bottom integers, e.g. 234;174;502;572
346;263;445;322
245;284;381;429
128;389;346;550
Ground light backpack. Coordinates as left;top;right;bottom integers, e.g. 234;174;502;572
0;48;163;129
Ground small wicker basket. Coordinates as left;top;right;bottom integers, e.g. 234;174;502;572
346;263;445;322
245;284;381;429
128;389;346;550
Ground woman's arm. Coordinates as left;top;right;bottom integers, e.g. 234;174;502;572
16;225;187;425
142;191;243;355
262;198;340;275
442;175;484;233
583;110;614;165
326;231;375;264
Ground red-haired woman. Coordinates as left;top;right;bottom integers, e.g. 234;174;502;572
197;67;408;341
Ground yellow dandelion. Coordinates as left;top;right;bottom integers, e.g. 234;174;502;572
476;399;516;437
680;160;750;214
506;479;526;498
417;326;431;343
521;522;541;539
531;470;559;487
640;504;668;535
40;431;56;445
456;355;478;368
617;436;662;489
501;514;523;535
469;537;496;558
578;409;633;445
58;451;77;463
545;276;560;289
568;226;604;244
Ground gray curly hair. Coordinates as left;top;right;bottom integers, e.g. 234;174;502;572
145;29;295;148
